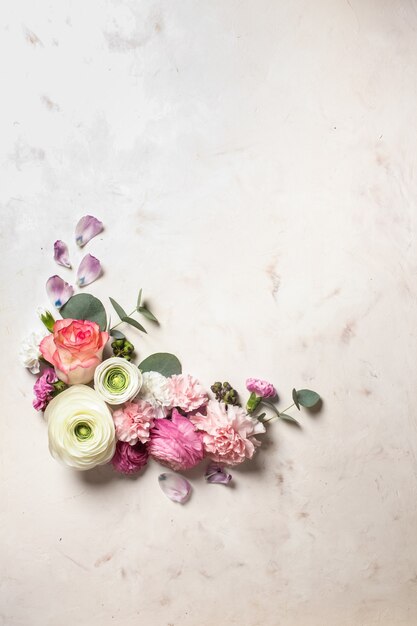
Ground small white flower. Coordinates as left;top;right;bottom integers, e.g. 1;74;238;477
139;371;172;418
19;330;48;374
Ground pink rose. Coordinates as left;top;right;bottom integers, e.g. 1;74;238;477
167;374;208;412
246;377;276;398
40;318;108;385
112;440;148;475
190;400;265;466
148;409;204;471
112;400;155;446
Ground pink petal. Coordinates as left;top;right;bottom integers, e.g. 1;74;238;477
158;473;191;504
75;215;103;247
46;275;74;309
205;462;232;484
53;240;71;268
77;254;102;287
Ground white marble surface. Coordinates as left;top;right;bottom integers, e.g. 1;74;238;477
1;1;417;624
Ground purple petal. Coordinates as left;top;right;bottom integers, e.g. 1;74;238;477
77;254;102;287
158;473;191;504
46;275;74;309
205;462;232;484
53;240;71;268
75;215;103;247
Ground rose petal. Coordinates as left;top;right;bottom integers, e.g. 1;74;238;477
77;254;102;287
46;275;74;309
158;473;191;504
75;215;103;247
53;240;71;268
205;462;232;484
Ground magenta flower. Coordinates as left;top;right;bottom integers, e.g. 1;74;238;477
246;378;276;398
53;240;71;268
77;254;102;287
46;275;74;309
112;440;148;475
33;368;58;411
148;409;204;471
75;215;103;247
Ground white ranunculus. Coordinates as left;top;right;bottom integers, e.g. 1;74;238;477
19;330;48;374
94;357;143;405
45;385;116;470
138;371;172;418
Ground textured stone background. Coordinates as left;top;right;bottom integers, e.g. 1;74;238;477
1;1;417;624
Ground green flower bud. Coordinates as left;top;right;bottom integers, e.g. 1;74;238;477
246;392;261;414
37;308;55;332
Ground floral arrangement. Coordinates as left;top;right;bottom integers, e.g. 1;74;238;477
21;216;321;503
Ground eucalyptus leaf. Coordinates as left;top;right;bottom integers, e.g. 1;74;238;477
60;293;107;331
123;316;147;333
136;288;143;310
139;353;182;377
138;306;159;323
109;297;127;321
257;412;267;422
296;389;321;408
280;413;300;426
110;329;126;339
292;388;300;410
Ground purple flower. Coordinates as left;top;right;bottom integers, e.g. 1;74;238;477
33;368;58;411
205;461;232;484
46;275;74;309
111;440;148;475
77;254;102;287
53;240;71;268
75;215;103;247
246;378;276;399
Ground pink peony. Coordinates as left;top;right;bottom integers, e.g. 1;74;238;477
40;318;108;385
246;377;276;398
168;374;208;412
190;400;265;466
148;409;204;471
112;440;148;475
112;400;155;446
33;368;58;411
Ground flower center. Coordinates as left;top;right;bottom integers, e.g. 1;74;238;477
104;367;129;394
74;422;93;441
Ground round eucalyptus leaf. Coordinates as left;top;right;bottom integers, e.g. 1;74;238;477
296;389;321;408
60;293;107;331
138;353;182;377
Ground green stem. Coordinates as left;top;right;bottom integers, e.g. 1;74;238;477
110;308;137;331
261;401;296;423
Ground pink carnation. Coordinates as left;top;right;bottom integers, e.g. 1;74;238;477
33;368;58;411
112;400;155;445
148;409;204;471
246;377;276;398
167;374;208;412
190;400;265;466
112;440;148;475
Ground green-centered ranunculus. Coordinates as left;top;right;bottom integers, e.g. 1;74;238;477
94;357;142;405
45;384;116;470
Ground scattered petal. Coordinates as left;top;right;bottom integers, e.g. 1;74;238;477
75;215;103;247
53;240;71;268
46;275;74;309
77;254;102;287
205;462;232;484
158;472;191;504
